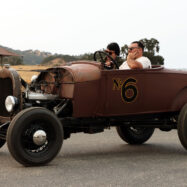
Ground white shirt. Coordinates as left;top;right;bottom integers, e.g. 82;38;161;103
119;56;151;70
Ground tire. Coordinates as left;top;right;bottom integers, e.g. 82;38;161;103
7;107;63;166
116;126;154;144
177;103;187;150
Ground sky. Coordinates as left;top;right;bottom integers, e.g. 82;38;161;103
0;0;187;68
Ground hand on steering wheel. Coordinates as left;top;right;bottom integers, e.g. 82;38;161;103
93;51;119;69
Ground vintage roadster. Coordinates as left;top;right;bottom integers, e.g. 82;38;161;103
0;51;187;166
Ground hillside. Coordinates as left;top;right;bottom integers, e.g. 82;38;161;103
0;45;94;65
0;45;52;65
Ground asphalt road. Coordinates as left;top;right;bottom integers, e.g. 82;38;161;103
0;128;187;187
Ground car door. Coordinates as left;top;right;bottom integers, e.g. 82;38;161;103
99;69;154;116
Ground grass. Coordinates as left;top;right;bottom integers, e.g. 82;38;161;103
10;65;50;83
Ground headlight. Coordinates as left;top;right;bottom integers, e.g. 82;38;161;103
5;96;18;112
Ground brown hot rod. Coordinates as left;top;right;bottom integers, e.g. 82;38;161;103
0;51;187;166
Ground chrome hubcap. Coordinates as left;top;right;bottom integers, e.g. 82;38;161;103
33;130;47;146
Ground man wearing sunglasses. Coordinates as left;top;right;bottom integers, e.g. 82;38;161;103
104;42;121;69
119;41;151;69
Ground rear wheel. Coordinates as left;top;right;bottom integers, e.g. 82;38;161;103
177;104;187;150
116;126;154;144
7;107;63;166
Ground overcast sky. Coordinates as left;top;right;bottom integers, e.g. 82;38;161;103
1;0;187;68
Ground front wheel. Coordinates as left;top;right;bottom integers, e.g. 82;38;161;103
7;107;63;166
116;126;154;144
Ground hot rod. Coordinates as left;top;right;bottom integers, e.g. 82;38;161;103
0;51;187;166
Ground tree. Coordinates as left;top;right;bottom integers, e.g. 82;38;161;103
140;38;159;55
121;38;164;65
121;44;128;58
143;51;164;65
3;56;23;65
41;53;95;65
78;53;94;61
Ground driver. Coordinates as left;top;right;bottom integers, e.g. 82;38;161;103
119;41;151;69
104;42;121;69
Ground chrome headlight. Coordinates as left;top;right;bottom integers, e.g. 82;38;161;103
5;96;18;112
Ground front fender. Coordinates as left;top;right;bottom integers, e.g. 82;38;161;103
0;68;22;119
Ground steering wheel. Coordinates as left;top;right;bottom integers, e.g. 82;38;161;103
93;51;119;69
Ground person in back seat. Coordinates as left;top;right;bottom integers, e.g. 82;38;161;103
120;41;151;69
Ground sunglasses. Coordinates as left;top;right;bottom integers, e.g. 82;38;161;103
128;47;139;51
105;50;114;55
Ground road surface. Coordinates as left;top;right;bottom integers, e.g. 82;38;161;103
0;128;187;187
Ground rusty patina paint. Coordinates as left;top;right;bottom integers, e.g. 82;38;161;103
35;63;187;117
1;61;187;120
0;68;22;123
38;61;101;99
61;61;101;82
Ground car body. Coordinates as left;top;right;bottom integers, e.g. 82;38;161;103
1;54;187;166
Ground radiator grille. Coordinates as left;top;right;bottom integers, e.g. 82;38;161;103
0;78;13;117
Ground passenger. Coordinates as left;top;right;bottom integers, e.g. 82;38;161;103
104;42;121;69
119;41;151;69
